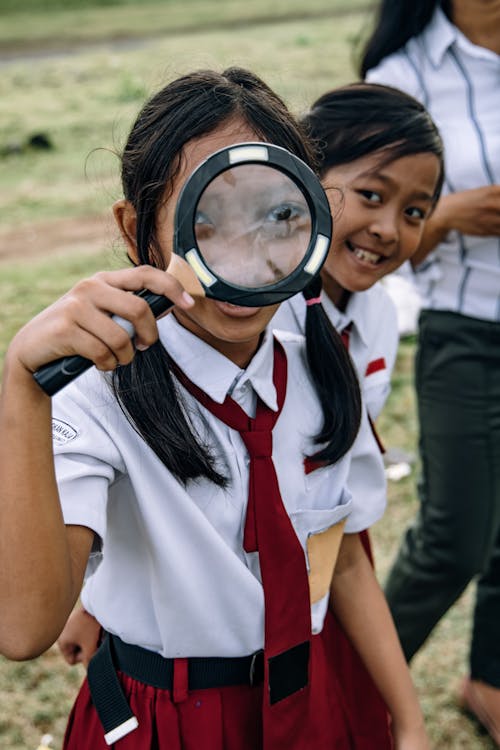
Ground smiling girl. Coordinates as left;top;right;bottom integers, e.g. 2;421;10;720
273;81;444;746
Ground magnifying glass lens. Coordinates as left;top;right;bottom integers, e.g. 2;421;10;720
194;164;312;288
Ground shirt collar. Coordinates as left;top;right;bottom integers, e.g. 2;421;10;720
320;291;370;348
425;6;500;67
424;6;458;67
158;314;278;411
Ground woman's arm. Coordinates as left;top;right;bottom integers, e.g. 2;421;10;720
330;533;430;749
412;184;500;267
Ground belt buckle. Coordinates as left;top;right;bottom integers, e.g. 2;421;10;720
249;649;264;686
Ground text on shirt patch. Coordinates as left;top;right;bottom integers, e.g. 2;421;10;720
52;419;79;446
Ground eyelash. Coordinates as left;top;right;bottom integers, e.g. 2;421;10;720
358;191;427;221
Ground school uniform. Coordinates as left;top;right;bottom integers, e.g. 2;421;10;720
273;282;399;504
52;314;386;749
272;283;399;748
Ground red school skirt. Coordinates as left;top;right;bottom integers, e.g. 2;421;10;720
63;626;391;750
63;530;392;750
63;631;361;750
320;530;393;749
320;609;393;749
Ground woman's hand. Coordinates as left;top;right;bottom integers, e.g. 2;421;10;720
57;607;101;668
439;185;500;237
6;265;195;379
412;184;500;266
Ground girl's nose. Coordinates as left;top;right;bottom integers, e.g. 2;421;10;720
369;210;399;244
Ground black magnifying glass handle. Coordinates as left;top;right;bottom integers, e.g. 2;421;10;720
33;289;173;397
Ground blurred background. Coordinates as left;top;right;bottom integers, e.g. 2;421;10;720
0;1;493;747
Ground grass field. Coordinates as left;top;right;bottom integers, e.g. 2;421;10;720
0;1;494;748
1;0;370;226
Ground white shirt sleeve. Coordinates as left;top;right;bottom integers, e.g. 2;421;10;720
51;376;125;541
361;289;399;421
343;406;387;533
365;52;424;101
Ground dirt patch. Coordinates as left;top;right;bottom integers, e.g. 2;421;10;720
0;213;119;265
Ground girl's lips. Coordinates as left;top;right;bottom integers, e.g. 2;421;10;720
213;300;261;318
346;240;383;265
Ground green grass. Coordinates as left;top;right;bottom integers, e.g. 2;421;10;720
0;0;372;49
1;0;370;226
0;249;121;368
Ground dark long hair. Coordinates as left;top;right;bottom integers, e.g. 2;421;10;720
302;274;361;463
301;82;444;205
359;0;451;77
113;67;361;484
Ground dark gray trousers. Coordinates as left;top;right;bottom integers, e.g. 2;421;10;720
385;309;500;686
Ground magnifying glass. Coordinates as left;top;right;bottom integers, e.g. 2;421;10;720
33;142;331;395
174;142;331;306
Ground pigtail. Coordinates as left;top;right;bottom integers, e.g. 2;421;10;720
112;343;227;487
303;275;361;464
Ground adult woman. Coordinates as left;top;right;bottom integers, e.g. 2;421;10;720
361;2;500;743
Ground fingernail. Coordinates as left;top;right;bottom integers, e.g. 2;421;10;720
182;292;195;306
136;343;150;351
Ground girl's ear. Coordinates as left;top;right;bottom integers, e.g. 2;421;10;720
113;199;139;264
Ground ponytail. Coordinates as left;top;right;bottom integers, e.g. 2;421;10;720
112;343;227;487
302;275;362;464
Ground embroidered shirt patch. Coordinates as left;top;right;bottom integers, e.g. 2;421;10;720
52;419;79;446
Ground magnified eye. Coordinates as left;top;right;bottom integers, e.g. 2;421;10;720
262;202;306;239
270;205;293;221
194;210;215;241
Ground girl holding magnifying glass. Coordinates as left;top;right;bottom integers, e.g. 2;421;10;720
0;69;429;749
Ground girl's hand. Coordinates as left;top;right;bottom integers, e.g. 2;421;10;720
6;265;195;379
57;607;101;668
391;720;431;750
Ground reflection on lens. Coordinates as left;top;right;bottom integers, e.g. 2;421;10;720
194;164;312;288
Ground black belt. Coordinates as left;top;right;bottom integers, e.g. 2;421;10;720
87;633;264;745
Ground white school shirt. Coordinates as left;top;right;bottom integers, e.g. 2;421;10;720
272;284;399;420
272;285;399;529
51;316;382;658
366;6;500;322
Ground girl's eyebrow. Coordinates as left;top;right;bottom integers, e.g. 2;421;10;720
358;170;435;202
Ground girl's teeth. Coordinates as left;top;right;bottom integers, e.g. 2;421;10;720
353;247;380;264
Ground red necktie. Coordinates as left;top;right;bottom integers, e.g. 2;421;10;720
172;340;312;749
341;322;352;349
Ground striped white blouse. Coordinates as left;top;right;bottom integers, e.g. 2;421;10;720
366;6;500;322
